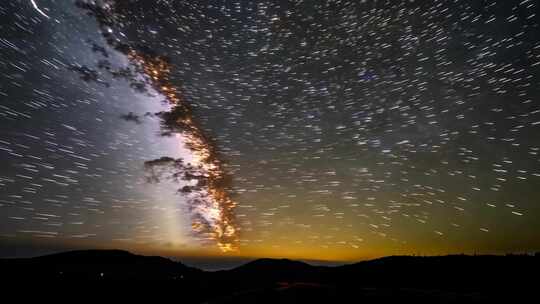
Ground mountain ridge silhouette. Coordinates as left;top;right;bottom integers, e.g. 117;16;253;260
1;249;537;302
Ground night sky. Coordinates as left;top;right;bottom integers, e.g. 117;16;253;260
1;0;539;262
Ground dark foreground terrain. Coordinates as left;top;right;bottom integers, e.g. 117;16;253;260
1;250;537;303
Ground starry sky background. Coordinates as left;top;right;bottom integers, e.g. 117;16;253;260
1;0;539;263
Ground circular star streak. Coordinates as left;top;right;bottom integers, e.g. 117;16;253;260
0;0;539;261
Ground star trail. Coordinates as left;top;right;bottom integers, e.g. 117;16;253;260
0;0;539;261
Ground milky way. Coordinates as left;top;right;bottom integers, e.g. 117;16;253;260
127;51;239;252
0;0;539;260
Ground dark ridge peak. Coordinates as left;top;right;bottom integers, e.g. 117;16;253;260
33;249;169;263
1;249;201;281
3;249;193;270
38;249;135;259
349;253;534;266
220;257;323;283
249;258;308;265
236;258;312;270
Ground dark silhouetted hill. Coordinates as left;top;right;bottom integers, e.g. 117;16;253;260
1;250;537;302
222;258;321;281
0;249;201;280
